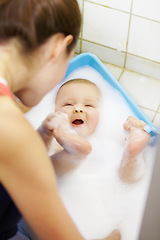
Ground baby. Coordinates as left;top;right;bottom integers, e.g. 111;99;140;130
38;78;150;183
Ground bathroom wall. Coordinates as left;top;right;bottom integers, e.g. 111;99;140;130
76;0;160;80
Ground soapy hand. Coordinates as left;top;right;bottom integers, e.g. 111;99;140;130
42;111;77;137
43;111;71;133
123;116;150;156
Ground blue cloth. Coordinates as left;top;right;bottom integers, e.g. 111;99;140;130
0;183;21;240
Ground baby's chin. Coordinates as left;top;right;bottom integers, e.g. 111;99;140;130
70;125;90;138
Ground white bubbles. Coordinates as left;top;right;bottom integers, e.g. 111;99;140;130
25;66;156;240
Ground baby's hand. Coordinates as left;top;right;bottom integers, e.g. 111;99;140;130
123;116;150;156
124;116;146;130
43;111;71;133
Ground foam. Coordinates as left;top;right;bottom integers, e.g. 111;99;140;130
25;66;156;240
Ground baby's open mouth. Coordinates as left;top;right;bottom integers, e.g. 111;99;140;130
72;119;84;125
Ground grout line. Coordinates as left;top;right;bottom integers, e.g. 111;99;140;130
123;0;133;68
75;49;160;82
117;69;125;82
102;59;125;81
84;0;130;14
139;105;158;113
152;104;160;123
101;60;124;70
81;39;119;51
79;40;160;81
85;0;160;24
152;112;157;123
79;0;85;53
132;13;160;24
81;39;160;66
126;52;160;65
73;52;160;122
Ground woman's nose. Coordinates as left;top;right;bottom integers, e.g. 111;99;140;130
73;106;84;114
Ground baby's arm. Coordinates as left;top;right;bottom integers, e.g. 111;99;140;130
39;112;92;175
119;116;150;183
37;113;58;151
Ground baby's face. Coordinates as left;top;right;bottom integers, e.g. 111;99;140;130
55;82;100;137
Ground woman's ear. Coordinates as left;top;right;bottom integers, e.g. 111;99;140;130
49;34;73;62
64;35;73;49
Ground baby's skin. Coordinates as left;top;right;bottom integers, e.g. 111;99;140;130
38;111;92;175
39;113;150;183
119;116;150;183
38;114;150;240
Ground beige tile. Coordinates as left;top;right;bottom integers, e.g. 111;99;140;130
119;70;160;111
103;63;123;80
139;107;156;122
153;113;160;127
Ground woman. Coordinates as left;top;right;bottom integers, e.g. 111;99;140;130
0;1;121;239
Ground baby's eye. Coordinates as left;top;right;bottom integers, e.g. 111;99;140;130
64;103;73;107
85;104;94;108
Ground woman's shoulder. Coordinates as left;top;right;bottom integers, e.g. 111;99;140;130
0;97;32;152
0;77;12;98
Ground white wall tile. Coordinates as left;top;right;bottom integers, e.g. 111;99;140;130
81;40;126;67
132;0;160;22
75;39;81;54
119;70;160;111
126;54;160;80
128;16;160;63
83;1;130;51
77;0;83;12
88;0;132;12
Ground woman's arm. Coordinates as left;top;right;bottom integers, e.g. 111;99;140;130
0;98;84;240
0;98;121;240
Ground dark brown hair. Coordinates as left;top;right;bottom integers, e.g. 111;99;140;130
0;0;81;53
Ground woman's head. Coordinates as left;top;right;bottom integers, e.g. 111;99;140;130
0;0;81;54
0;0;81;107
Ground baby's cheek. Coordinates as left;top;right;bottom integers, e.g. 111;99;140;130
91;113;99;132
92;111;99;124
59;108;70;116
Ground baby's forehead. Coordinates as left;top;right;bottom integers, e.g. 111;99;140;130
55;79;101;103
59;80;100;94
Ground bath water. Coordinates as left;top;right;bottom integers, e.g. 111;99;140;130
25;66;157;240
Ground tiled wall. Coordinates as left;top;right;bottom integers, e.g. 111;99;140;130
76;0;160;80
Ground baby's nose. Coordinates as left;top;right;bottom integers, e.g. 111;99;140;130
73;105;84;114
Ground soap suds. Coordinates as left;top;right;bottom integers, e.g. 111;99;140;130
25;66;156;240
